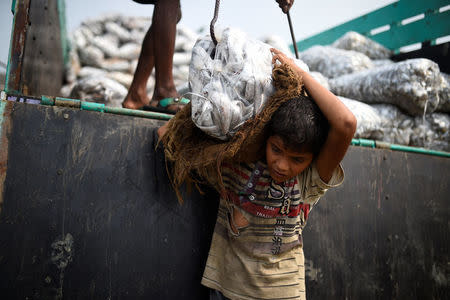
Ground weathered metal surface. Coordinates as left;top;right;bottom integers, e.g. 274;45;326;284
0;101;13;214
304;146;449;299
20;0;64;96
5;0;30;94
0;102;217;299
0;102;448;299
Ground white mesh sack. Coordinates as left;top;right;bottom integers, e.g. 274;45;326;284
299;45;374;78
332;31;392;60
188;27;308;140
329;58;442;116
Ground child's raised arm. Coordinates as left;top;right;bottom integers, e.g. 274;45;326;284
271;48;357;183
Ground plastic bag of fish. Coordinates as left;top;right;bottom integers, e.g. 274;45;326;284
189;27;308;140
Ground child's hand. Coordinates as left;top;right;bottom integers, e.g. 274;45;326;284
270;48;304;74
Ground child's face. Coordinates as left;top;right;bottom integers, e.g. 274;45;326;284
266;135;313;183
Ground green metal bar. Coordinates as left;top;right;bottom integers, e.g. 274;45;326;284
351;138;375;148
57;0;69;67
294;0;449;51
372;9;450;51
389;144;450;158
55;97;81;108
38;95;172;120
41;95;55;106
81;101;105;112
3;91;449;157
11;0;16;14
104;106;173;121
12;92;172;120
351;138;450;158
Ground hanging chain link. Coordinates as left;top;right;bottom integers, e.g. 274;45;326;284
210;0;221;46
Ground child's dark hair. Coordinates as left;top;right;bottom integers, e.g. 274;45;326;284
267;94;329;156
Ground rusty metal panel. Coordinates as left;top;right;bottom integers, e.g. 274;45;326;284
304;147;449;299
0;101;13;213
5;0;30;94
0;102;448;299
0;102;217;299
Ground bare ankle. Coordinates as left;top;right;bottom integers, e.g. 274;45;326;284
153;86;178;101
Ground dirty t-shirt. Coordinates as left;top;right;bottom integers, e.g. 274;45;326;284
201;160;344;300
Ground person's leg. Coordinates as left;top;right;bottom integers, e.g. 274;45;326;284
151;0;184;111
209;288;230;300
122;20;155;109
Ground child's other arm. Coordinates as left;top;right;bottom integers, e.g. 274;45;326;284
271;48;357;183
157;121;169;139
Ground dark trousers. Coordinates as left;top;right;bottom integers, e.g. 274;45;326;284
209;288;230;300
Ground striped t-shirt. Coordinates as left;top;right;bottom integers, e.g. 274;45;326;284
201;160;344;300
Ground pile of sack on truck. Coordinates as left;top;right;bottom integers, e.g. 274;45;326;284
299;32;449;152
62;15;449;152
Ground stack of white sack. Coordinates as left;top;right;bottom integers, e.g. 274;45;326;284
62;15;295;111
188;27;309;140
62;16;449;152
339;97;449;150
299;45;374;78
297;31;449;151
62;14;198;107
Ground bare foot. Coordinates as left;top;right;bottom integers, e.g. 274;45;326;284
122;88;150;109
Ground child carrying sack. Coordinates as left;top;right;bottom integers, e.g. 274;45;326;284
161;29;305;202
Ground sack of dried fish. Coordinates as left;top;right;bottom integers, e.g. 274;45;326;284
311;72;330;90
355;103;449;151
372;59;395;68
299;45;374;78
338;97;384;139
332;31;393;60
70;76;128;108
189;28;308;140
78;45;104;68
410;113;449;151
341;97;449;151
371;104;416;146
436;73;450;113
329;58;442;116
78;66;107;78
261;35;293;57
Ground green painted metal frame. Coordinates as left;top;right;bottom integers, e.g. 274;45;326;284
293;0;450;53
57;0;70;68
4;93;173;121
351;138;450;158
10;0;16;14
